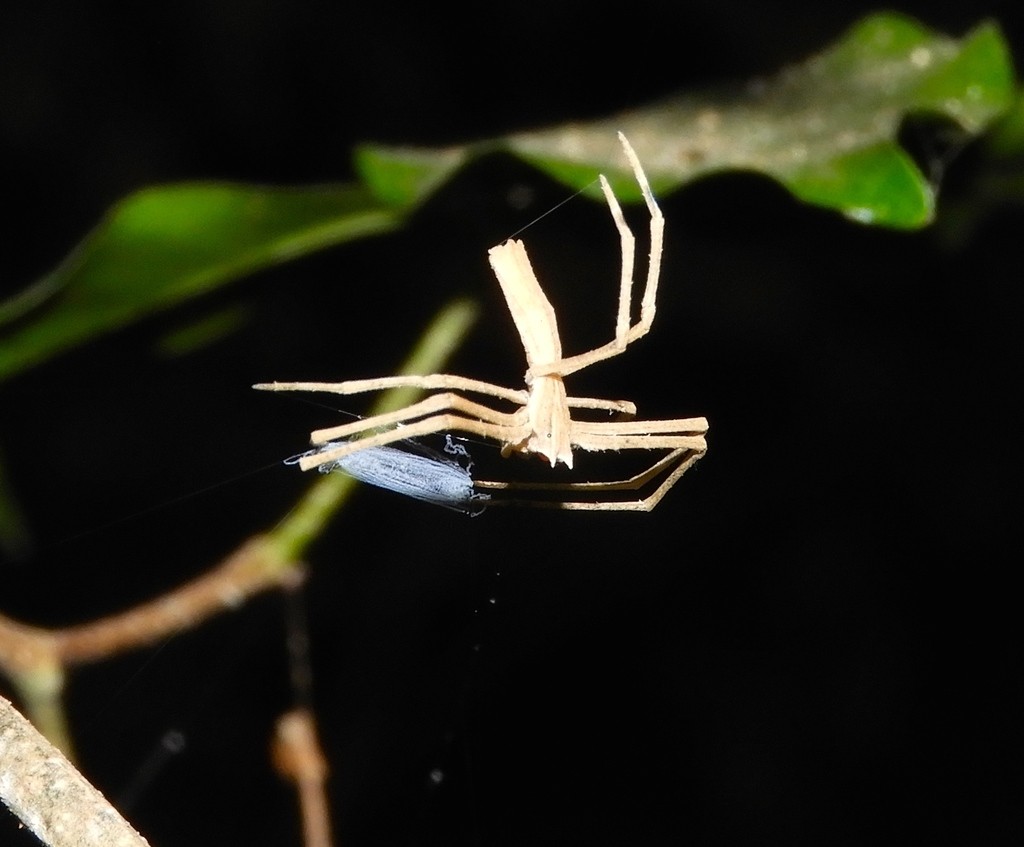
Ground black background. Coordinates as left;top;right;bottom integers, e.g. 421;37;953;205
1;3;1021;845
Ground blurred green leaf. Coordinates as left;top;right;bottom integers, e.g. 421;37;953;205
153;305;253;358
985;86;1024;155
0;449;31;560
359;14;1014;226
0;184;397;381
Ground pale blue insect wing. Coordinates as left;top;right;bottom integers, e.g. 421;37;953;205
287;439;489;515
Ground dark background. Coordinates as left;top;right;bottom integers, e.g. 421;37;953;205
1;3;1021;845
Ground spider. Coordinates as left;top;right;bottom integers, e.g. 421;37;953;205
255;132;708;511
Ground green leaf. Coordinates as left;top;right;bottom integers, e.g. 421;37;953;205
0;184;398;381
360;14;1015;228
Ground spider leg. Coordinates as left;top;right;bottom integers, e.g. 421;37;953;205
309;392;522;444
254;375;528;406
297;412;528;472
564;395;637;415
527;131;664;382
476;447;704;511
264;378;645;422
571;415;709;437
568;414;708;453
572;432;708;452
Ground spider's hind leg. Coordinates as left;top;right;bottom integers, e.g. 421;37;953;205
475;446;705;511
527;132;665;382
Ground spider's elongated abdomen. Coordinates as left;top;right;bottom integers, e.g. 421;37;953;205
488;239;563;370
489;239;575;468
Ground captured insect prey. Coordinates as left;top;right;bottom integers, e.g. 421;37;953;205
287;435;490;515
257;132;708;511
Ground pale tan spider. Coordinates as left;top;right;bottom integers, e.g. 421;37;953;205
255;132;708;511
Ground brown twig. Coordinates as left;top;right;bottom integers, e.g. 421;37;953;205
273;708;333;847
56;535;299;665
0;535;300;750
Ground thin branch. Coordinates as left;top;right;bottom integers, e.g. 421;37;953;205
1;694;151;847
272;708;333;847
